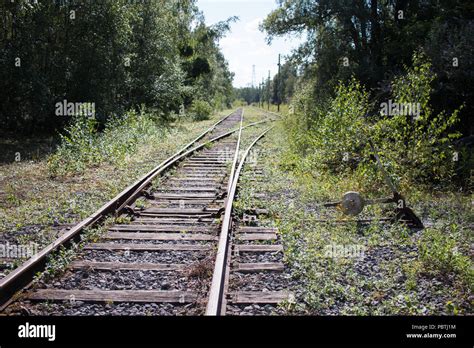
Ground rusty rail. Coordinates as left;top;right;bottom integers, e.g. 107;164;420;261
0;108;268;310
206;127;273;316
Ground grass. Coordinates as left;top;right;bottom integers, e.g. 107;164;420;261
2;104;471;315
237;115;473;315
0;108;234;275
249;103;289;115
38;216;115;282
0;132;59;164
240;107;273;148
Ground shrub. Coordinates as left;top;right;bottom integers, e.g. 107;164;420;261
282;52;462;191
305;78;370;173
47;115;100;176
233;99;247;107
190;100;213;121
371;51;461;188
47;109;162;177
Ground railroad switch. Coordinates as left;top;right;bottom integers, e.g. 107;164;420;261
323;191;424;229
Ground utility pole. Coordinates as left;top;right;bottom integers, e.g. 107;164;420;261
251;65;256;88
267;70;270;111
261;77;264;108
277;54;281;112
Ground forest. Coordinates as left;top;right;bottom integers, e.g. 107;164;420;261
1;0;235;134
235;0;473;187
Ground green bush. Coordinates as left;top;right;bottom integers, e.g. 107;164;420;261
282;52;462;191
305;78;370;173
47;109;162;177
371;51;461;188
190;100;213;121
232;99;247;108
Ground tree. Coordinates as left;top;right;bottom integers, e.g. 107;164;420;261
261;0;474;135
0;0;235;133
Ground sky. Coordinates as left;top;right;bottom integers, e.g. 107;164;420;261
196;0;304;88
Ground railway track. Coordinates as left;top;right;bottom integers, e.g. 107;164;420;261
0;108;288;316
206;129;292;316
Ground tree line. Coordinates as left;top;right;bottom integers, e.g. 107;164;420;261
259;0;473;186
0;0;235;134
234;59;298;107
244;0;473;137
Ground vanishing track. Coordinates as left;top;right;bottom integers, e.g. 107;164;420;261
1;108;287;316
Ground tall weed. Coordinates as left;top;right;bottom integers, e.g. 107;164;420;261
284;52;462;191
48;109;163;177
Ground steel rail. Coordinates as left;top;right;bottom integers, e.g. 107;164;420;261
226;110;244;194
0;108;254;309
205;126;273;316
171;109;238;159
116;111;255;214
114;108;241;214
